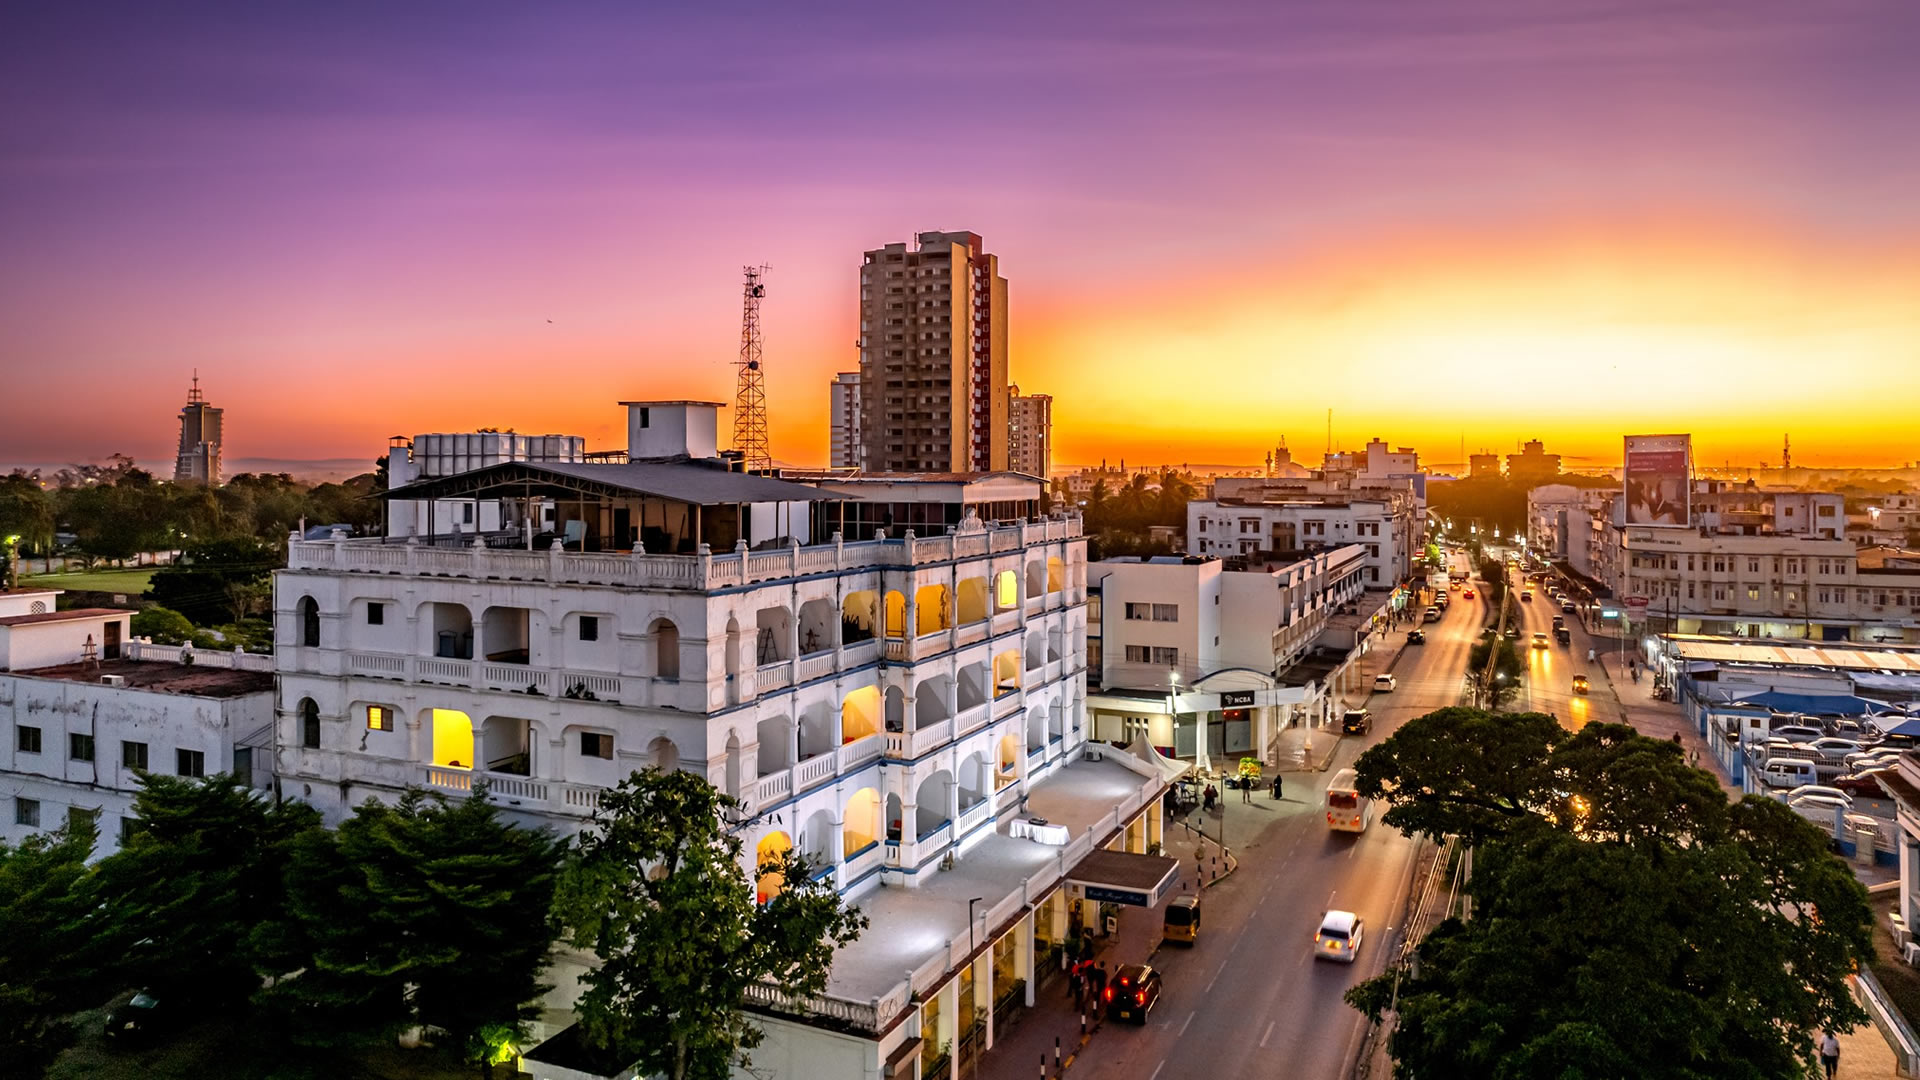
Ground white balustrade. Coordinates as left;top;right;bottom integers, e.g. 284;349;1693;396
417;658;471;683
348;652;407;678
955;798;991;838
795;752;839;792
883;732;908;758
909;721;950;759
796;652;836;682
482;664;549;693
842;733;883;769
755;769;793;807
757;661;793;692
955;702;991;735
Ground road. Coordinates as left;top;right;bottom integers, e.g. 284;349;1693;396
1059;571;1485;1080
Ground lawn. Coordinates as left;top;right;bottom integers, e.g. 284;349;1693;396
22;568;155;597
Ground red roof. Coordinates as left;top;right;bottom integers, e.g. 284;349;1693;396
0;607;131;628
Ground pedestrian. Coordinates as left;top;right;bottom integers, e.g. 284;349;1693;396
1272;773;1283;800
1819;1030;1840;1078
1242;776;1252;803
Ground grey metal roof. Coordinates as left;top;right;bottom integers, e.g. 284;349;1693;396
381;459;831;505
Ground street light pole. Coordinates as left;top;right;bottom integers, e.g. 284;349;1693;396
967;895;983;1080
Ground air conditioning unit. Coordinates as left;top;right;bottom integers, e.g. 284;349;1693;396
99;674;126;687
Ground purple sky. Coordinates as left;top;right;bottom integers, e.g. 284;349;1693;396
4;1;1918;470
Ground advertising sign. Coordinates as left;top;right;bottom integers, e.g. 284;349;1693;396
1220;690;1257;709
1624;434;1691;527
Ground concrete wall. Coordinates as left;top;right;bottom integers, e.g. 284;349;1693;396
0;613;132;672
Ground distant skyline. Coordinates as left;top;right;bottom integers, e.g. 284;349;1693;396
4;2;1918;471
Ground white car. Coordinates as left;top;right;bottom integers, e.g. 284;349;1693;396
1373;673;1397;692
1843;750;1902;770
1315;910;1364;963
1784;784;1853;807
1804;738;1865;762
1770;725;1826;744
1787;790;1853;814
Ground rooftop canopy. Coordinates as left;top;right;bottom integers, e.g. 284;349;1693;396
379;458;831;506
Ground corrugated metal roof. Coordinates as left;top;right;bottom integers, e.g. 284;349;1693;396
382;459;831;505
1667;637;1920;672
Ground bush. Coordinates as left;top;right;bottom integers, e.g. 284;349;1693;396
130;605;195;645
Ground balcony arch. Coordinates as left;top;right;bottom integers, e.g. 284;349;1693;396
798;703;835;761
992;649;1022;697
884;685;907;732
798;597;837;656
755;604;792;664
914;770;953;837
996;733;1021;787
994;570;1019;611
956;665;988;711
798;808;835;865
1046;627;1062;663
956;753;988;810
841;685;883;743
885;791;904;843
1025;631;1044;671
724;731;742;798
648;735;680;772
915;675;953;730
1026;706;1047;751
883;590;907;639
915;584;952;635
480;715;534;775
1047;556;1065;593
649;618;681;680
756;715;792;774
841;591;878;645
756;831;792;903
429;708;474;769
297;596;320;648
424;601;473;659
1025;560;1045;599
957;577;989;624
724;615;742;680
842;787;881;856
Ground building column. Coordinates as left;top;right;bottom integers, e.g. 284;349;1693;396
979;951;996;1051
830;813;846;868
937;975;960;1064
1017;909;1035;1006
1147;799;1163;850
543;735;565;781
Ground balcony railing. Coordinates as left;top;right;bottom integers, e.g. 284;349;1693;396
343;651;685;708
421;765;602;815
287;513;1084;592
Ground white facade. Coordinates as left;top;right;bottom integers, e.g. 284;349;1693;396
1;634;273;858
1085;547;1367;760
1849;492;1920;548
829;372;862;470
1188;494;1414;587
1525;483;1610;577
387;430;587;539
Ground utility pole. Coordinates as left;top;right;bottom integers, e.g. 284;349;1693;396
732;265;772;471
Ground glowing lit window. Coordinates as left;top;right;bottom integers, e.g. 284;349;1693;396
995;571;1019;610
368;706;394;732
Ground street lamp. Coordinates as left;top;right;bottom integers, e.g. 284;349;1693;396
966;895;984;1080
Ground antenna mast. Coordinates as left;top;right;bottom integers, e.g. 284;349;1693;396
732;265;771;471
1782;433;1791;472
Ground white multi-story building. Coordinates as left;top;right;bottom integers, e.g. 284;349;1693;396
1849;492;1920;548
1085;546;1367;762
278;400;1177;1080
829;371;863;470
1525;483;1612;577
1189;485;1417;589
1574;479;1920;643
1;589;274;857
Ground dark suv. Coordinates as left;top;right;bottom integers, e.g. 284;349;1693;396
1105;964;1162;1023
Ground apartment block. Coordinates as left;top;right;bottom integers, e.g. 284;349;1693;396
857;231;1008;473
829;371;862;470
173;375;223;486
1008;386;1052;480
1189;476;1419;588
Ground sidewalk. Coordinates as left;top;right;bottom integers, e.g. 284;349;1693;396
1272;626;1408;774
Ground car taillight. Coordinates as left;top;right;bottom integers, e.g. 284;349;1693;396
1135;990;1146;1005
1327;813;1334;823
1103;987;1113;1002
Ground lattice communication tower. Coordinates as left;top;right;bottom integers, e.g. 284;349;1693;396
732;265;771;471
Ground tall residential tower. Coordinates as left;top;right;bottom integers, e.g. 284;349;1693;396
1008;385;1052;480
857;231;1008;473
829;371;862;470
174;374;223;486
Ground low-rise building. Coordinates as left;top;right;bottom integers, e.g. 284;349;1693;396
1084;547;1368;763
1;590;274;857
1189;477;1418;589
1848;492;1920;548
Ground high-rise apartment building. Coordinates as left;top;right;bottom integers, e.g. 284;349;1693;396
1008;385;1052;479
174;374;223;486
829;371;862;469
857;231;1008;473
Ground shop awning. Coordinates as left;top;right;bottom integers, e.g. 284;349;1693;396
1066;848;1182;908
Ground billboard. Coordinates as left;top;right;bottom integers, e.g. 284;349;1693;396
1624;434;1691;527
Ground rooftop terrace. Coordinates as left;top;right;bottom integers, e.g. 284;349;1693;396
19;657;274;697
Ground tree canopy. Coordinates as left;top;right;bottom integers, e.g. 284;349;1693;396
1347;711;1872;1078
555;768;866;1080
0;820;103;1079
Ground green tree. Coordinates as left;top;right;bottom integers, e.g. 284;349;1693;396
146;536;280;625
87;773;320;1010
1465;636;1524;710
0;820;101;1080
268;789;563;1072
0;473;56;564
555;769;866;1080
130;604;196;645
1347;713;1871;1078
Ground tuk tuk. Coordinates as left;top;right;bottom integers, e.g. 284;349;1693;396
1163;895;1201;945
1554;626;1571;646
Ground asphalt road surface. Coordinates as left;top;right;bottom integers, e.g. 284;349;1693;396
1059;575;1485;1080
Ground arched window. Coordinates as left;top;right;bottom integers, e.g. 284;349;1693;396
299;698;321;749
650;618;681;680
298;596;320;648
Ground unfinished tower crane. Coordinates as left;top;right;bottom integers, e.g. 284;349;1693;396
732;265;771;471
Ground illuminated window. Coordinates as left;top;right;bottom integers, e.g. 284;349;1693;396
368;706;393;732
995;571;1019;610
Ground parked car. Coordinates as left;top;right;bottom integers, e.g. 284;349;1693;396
1105;964;1162;1023
1372;673;1397;693
1560;601;1578;614
1315;910;1365;963
1842;749;1901;770
1423;608;1442;623
1784;784;1853;807
1406;629;1426;644
1834;770;1892;797
1804;737;1865;761
1787;790;1853;814
104;990;163;1042
1343;708;1374;734
1770;725;1826;744
1760;757;1820;788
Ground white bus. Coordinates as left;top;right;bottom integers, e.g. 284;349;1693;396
1326;768;1372;832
